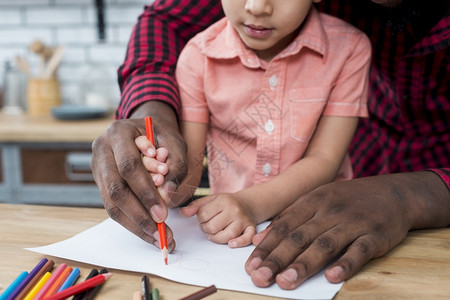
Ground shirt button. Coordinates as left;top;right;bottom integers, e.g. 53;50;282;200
269;75;278;88
265;119;274;134
262;162;271;176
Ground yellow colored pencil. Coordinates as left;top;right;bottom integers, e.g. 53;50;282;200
23;272;52;300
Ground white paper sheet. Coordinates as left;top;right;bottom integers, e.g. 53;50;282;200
26;209;342;299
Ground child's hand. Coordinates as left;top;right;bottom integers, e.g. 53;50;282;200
180;193;257;248
135;135;169;187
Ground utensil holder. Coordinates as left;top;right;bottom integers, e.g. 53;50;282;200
27;78;61;116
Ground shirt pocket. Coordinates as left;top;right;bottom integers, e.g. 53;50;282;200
290;87;329;142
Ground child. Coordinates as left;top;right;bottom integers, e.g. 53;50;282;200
137;0;371;248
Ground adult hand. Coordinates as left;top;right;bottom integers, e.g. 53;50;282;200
245;171;450;290
91;101;187;250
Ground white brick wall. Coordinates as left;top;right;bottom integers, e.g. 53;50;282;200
0;0;152;109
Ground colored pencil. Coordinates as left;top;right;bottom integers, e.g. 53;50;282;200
58;267;80;292
72;268;98;300
7;257;48;300
23;272;52;300
42;273;112;300
151;288;160;300
43;266;73;297
0;271;28;300
15;259;55;300
141;275;152;300
145;116;169;265
80;268;108;300
133;290;143;300
179;285;217;300
33;263;67;299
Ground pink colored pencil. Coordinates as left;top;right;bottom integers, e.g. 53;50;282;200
34;263;67;300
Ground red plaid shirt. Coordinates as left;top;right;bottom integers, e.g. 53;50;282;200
116;0;450;189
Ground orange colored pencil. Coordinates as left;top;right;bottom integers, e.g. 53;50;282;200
42;273;112;300
43;266;73;297
145;116;169;265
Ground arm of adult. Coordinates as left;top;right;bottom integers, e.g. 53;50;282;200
245;170;450;290
91;0;223;247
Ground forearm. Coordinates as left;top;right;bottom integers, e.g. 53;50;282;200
237;155;342;224
116;0;223;120
400;171;450;229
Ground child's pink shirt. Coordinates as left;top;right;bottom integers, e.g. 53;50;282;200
177;7;371;194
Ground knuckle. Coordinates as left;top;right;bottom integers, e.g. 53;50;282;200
107;181;127;203
265;256;284;273
106;205;122;222
135;216;153;231
287;231;309;250
252;243;272;258
118;157;141;178
338;258;354;274
291;260;309;277
353;239;372;257
272;222;290;237
316;236;337;254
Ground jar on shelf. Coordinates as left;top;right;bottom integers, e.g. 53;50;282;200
2;60;27;115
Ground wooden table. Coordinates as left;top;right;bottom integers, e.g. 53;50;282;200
1;203;449;300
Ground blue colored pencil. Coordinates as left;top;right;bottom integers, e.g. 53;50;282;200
0;271;28;300
6;258;48;300
58;267;81;292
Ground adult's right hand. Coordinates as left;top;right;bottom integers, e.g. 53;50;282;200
91;101;188;249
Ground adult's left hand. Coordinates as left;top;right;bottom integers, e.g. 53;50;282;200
245;171;450;290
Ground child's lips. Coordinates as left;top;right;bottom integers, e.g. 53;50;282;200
243;24;273;39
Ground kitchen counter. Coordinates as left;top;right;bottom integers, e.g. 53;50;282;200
0;112;114;206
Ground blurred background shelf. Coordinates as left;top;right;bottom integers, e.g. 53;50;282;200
0;112;113;206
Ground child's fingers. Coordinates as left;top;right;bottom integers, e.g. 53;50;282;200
151;173;164;187
228;225;256;248
180;195;215;218
180;203;201;217
155;147;169;163
142;156;168;175
251;226;272;246
135;135;156;157
207;222;254;245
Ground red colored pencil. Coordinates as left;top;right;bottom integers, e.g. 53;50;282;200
42;273;112;300
145;116;155;145
145;116;169;265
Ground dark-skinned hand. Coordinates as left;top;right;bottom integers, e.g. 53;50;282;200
245;171;450;290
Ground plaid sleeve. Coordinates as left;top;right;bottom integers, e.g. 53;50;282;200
115;0;223;119
428;168;450;190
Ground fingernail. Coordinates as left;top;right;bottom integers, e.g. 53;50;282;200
147;148;156;157
255;267;273;283
280;268;298;284
157;164;166;173
153;231;160;241
150;205;164;222
229;241;238;248
248;257;262;271
327;266;344;281
162;181;177;199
